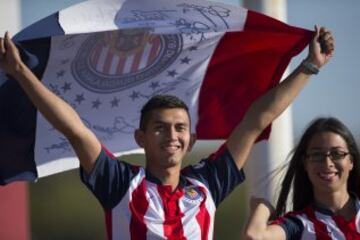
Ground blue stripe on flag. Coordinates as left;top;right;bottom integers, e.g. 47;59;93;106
14;13;64;42
0;38;51;185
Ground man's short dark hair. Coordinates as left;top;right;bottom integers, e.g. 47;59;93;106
139;95;189;131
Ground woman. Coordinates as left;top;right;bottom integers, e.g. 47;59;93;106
244;117;360;239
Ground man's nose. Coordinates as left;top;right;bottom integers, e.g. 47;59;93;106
166;127;177;140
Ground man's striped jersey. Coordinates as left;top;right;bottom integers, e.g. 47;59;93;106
81;145;244;240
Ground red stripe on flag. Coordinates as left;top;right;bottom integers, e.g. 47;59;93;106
131;50;143;72
129;179;149;240
196;10;313;140
195;186;211;240
148;37;161;65
157;185;186;239
91;44;102;69
103;49;114;74
116;56;126;75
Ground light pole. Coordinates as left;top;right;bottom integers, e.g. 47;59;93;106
242;0;293;205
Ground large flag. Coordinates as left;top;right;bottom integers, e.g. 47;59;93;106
0;0;312;185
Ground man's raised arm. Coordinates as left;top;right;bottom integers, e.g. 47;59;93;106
0;32;101;174
226;26;334;170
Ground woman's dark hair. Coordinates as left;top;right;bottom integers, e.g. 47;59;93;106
273;117;360;218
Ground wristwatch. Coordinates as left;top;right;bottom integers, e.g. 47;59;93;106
301;60;319;75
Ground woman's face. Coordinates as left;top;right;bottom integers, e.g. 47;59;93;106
304;131;353;195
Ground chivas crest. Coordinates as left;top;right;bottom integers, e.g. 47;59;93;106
71;29;182;93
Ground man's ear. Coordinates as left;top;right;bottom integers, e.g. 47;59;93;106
187;133;197;152
134;129;145;148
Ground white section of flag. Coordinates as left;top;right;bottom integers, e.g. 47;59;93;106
35;0;249;177
59;0;247;34
34;31;227;177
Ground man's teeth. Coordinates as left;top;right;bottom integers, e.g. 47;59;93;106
165;146;179;150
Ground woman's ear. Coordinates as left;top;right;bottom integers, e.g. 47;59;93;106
187;133;197;152
134;129;145;148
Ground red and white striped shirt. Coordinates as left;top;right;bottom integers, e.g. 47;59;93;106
273;195;360;240
81;145;244;240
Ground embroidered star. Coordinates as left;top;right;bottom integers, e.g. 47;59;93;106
49;84;60;95
129;91;140;101
92;99;102;109
75;94;85;104
167;70;178;77
111;97;120;108
189;46;198;51
61;82;72;92
180;57;191;64
56;70;66;78
149;81;160;90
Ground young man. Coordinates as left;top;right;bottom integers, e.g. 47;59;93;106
0;26;333;239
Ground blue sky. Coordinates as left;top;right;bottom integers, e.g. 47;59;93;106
287;1;360;140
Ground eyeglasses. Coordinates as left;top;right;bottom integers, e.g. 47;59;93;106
305;150;350;163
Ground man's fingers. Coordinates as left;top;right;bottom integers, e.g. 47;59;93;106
0;37;5;56
4;31;16;52
312;25;320;46
314;25;320;36
313;26;334;46
319;26;327;34
0;40;5;64
316;28;334;54
323;44;334;56
321;35;334;47
320;31;333;41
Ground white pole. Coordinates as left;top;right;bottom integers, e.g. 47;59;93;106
243;0;287;21
242;0;293;204
0;0;21;87
0;0;21;35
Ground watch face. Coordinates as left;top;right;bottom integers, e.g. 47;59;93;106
302;61;319;74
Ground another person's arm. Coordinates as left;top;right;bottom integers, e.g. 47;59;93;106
0;32;100;174
226;26;334;170
243;197;287;240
